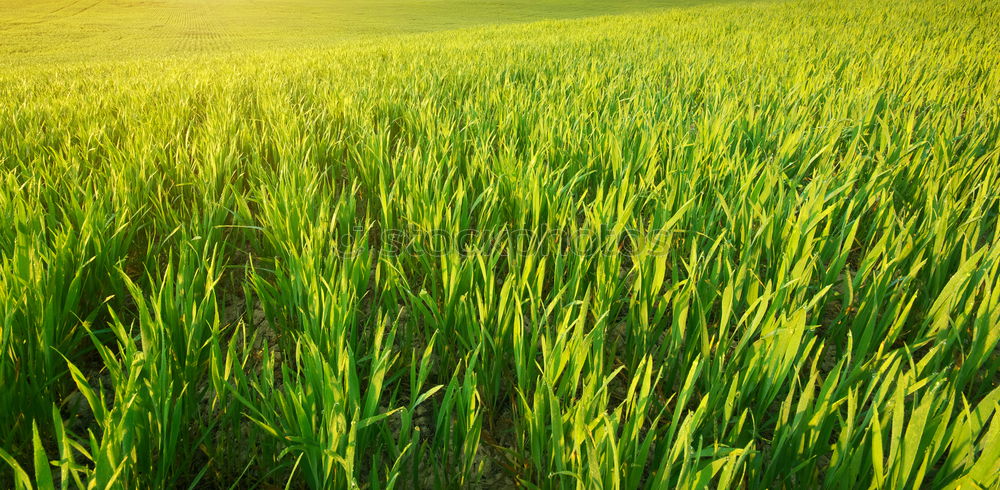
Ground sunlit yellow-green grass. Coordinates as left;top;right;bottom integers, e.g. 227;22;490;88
0;0;727;65
1;0;999;488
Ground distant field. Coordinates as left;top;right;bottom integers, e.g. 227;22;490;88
0;0;726;64
1;0;999;488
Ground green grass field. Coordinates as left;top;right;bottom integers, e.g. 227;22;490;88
1;0;999;488
0;0;728;65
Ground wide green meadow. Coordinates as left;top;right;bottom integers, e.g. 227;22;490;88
1;0;998;488
0;0;727;65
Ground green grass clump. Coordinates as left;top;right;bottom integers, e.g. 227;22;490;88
1;0;999;488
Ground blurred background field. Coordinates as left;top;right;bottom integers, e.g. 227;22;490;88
0;0;730;64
